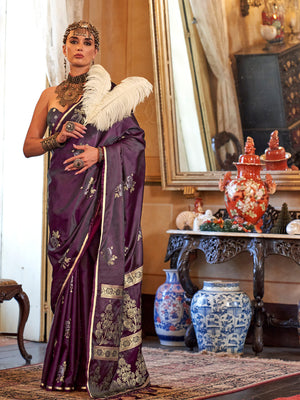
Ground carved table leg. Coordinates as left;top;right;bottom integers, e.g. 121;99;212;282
177;237;199;350
177;238;199;300
248;238;265;355
14;290;32;363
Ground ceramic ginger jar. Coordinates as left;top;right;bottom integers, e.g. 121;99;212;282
260;130;291;171
154;269;191;346
219;136;276;233
191;281;252;354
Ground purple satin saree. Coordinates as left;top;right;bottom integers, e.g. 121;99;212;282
41;100;149;398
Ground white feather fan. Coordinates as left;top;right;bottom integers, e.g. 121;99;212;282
82;65;153;131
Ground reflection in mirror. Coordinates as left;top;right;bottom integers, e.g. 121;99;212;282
167;1;215;172
211;131;242;171
149;0;300;190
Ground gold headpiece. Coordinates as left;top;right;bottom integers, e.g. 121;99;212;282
63;21;100;50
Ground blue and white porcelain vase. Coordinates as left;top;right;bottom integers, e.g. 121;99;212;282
191;281;252;354
154;269;191;346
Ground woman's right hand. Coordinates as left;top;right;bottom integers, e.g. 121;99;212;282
57;121;87;144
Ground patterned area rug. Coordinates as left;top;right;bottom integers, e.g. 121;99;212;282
0;347;299;399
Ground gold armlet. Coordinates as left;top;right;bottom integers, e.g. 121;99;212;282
41;132;65;152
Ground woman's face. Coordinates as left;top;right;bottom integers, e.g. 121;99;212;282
63;29;98;69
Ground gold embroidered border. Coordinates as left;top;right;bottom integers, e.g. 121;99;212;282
87;146;107;396
93;346;119;361
120;330;142;352
124;266;143;289
101;284;123;299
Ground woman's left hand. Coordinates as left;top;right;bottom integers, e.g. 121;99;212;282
64;144;99;175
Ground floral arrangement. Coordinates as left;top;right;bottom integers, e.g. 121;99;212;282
199;218;255;233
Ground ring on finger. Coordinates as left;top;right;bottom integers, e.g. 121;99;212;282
66;121;75;133
73;159;84;169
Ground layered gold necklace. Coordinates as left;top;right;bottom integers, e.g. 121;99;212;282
55;72;88;107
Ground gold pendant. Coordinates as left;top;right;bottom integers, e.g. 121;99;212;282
55;81;84;107
55;72;88;107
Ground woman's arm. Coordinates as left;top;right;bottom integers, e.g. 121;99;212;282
24;86;88;158
23;88;53;158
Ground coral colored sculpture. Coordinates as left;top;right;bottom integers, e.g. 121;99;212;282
261;130;290;170
219;137;276;233
193;197;203;214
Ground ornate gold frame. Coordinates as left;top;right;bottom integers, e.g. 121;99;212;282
149;0;300;191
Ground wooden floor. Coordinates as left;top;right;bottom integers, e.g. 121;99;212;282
0;335;299;399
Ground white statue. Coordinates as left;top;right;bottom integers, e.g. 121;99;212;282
193;209;215;231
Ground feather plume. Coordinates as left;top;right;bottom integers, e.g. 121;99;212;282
82;66;153;131
83;65;111;115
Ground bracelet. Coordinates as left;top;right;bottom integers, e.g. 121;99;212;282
41;132;65;152
98;147;103;163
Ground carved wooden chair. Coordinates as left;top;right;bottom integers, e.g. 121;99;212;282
211;131;243;170
0;279;32;363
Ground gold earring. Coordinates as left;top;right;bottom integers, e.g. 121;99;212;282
64;58;67;78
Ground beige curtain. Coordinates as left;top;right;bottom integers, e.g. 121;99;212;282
189;0;243;144
46;0;84;86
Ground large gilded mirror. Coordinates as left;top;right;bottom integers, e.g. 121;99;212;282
149;0;300;191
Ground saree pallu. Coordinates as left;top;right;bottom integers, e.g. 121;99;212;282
41;101;149;398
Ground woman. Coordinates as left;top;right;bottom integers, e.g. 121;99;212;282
23;21;152;399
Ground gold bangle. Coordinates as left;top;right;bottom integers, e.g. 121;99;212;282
41;132;65;152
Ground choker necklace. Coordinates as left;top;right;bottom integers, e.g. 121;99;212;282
55;72;88;107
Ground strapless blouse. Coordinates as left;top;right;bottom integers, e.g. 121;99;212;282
47;108;63;134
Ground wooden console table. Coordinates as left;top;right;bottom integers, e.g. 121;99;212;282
165;229;300;354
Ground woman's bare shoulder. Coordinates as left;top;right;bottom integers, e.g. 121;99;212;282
34;86;59;111
41;86;57;101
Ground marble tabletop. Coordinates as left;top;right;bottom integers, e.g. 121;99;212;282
167;229;300;240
